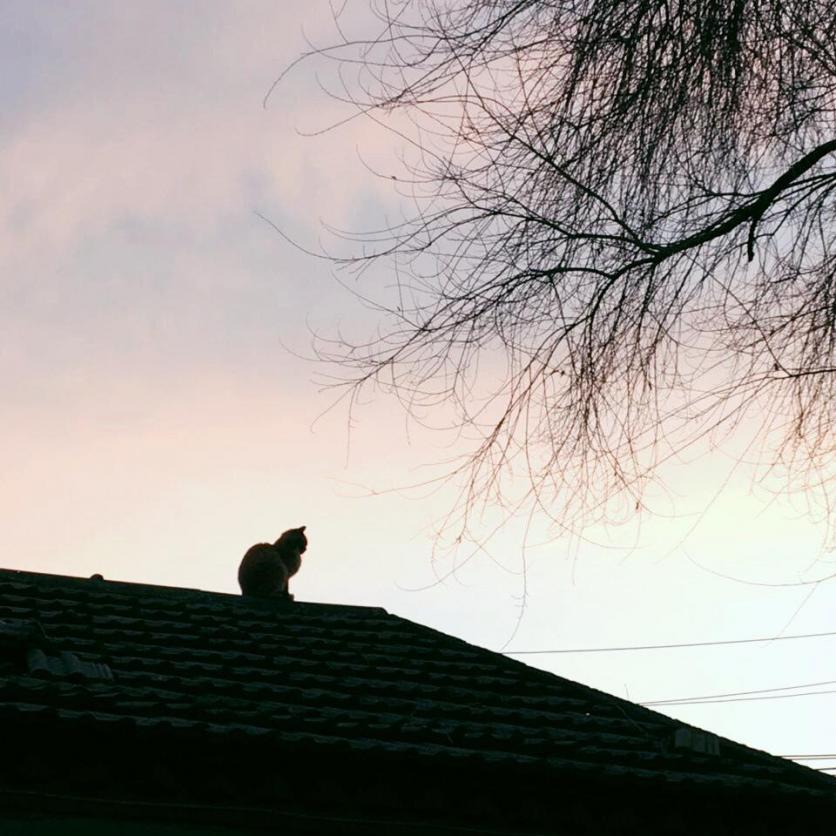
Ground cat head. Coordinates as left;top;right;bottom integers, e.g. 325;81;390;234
276;525;307;553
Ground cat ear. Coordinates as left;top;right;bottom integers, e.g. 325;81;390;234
299;525;306;532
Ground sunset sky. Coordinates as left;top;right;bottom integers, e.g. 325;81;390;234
2;0;835;769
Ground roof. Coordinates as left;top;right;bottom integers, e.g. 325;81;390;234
0;567;834;834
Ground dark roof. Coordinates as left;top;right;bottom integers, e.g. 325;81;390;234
0;567;834;834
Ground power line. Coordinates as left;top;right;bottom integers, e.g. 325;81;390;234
504;628;836;655
643;688;836;707
641;679;836;707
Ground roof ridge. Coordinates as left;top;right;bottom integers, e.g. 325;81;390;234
0;567;388;616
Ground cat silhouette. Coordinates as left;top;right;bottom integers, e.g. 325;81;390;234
238;526;307;598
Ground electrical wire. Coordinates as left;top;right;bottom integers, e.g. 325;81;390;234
641;679;836;707
504;628;836;655
642;688;836;707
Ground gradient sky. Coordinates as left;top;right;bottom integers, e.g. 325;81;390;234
2;1;835;769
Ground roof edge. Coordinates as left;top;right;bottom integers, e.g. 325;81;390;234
0;567;388;616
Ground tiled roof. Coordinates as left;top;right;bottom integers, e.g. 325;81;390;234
0;567;834;831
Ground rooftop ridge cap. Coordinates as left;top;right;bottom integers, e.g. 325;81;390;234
0;567;388;615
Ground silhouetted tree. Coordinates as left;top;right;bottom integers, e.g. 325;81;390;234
299;0;836;536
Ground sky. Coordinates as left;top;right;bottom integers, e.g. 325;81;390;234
2;0;836;771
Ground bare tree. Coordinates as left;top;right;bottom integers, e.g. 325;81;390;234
289;0;836;539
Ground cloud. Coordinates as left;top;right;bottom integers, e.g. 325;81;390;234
0;1;404;267
0;2;458;598
0;0;411;409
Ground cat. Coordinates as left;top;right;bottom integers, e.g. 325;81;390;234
238;526;308;598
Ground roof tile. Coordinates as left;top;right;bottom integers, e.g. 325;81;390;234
0;566;833;806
